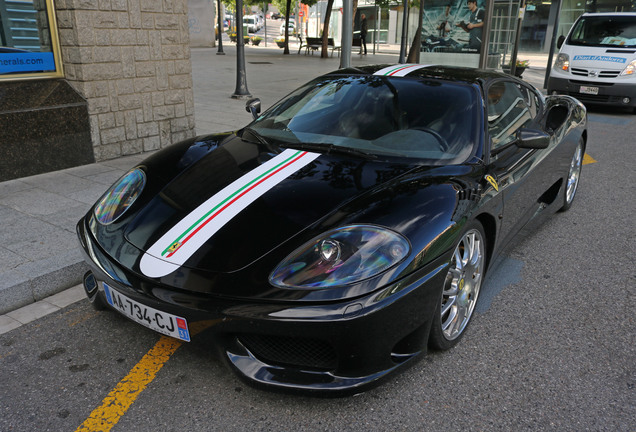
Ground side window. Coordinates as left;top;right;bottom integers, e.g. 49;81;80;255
518;83;542;118
487;81;533;150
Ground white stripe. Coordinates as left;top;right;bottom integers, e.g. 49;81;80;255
373;64;431;77
140;149;320;278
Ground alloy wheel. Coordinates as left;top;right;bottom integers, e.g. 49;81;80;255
440;228;485;341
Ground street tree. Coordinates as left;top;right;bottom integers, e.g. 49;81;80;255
320;0;335;58
272;0;318;54
406;0;424;63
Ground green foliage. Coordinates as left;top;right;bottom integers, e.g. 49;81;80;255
272;0;288;16
271;0;318;17
375;0;404;9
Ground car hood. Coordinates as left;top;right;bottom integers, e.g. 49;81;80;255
124;135;417;276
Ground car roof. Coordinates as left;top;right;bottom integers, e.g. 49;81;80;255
326;64;510;85
580;12;636;17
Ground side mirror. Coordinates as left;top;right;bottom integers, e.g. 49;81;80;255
516;128;550;149
246;98;261;119
556;35;565;49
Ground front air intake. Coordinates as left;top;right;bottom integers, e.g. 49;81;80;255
239;334;338;371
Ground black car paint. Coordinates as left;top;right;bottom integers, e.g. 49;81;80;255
78;65;587;393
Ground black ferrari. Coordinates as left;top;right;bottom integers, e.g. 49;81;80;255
77;64;587;393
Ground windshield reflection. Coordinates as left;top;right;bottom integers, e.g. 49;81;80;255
249;75;480;164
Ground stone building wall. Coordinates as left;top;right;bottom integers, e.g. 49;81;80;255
55;0;196;160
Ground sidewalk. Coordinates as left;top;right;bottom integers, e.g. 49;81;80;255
0;43;548;326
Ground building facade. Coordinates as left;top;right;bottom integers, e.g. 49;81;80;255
1;0;196;181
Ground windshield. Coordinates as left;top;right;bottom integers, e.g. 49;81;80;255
248;75;481;164
568;15;636;47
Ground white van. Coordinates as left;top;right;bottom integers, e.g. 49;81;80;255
547;12;636;111
243;15;258;33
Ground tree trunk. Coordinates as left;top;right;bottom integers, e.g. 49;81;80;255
321;0;335;58
353;0;358;27
406;0;425;63
283;0;292;54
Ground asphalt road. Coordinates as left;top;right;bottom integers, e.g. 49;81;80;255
1;107;634;432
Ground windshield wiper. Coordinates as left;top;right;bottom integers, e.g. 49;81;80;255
241;127;270;146
279;142;377;160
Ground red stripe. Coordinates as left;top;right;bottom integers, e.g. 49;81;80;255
166;152;309;258
388;65;414;76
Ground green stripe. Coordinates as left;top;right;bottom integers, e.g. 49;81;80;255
381;65;409;76
161;150;303;256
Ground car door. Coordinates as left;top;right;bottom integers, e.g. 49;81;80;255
484;79;553;248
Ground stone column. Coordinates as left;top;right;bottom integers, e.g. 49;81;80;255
55;0;196;160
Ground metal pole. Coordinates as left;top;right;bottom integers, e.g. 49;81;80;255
479;0;494;69
399;0;408;63
232;0;252;99
373;5;378;55
509;0;526;77
340;0;353;68
216;0;225;55
264;2;268;47
543;0;562;89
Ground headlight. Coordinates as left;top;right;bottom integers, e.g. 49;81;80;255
554;53;569;72
270;225;410;289
621;60;636;76
93;168;146;225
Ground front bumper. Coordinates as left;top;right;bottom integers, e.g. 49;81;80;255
77;217;447;394
547;75;636;108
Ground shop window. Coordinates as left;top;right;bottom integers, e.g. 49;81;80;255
0;0;63;80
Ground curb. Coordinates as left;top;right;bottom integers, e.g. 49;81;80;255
0;256;88;315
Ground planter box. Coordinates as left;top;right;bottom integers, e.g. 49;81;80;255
503;66;526;78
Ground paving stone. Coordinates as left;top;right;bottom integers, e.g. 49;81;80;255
21;172;93;195
0;216;61;246
0;247;24;272
0;188;82;216
45;284;85;308
63;162;115;178
0;205;23;224
0;179;32;199
6;229;79;261
6;300;59;325
0;315;21;335
45;203;92;232
84;169;127;186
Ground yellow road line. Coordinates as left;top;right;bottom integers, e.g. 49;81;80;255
75;321;213;432
75;335;182;432
583;153;597;165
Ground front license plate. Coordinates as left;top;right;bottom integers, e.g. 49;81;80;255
579;85;599;95
103;283;190;342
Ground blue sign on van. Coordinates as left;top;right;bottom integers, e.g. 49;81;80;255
0;52;56;74
573;55;626;63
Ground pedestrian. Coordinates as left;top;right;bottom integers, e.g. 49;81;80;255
437;4;453;38
360;13;368;55
456;0;484;52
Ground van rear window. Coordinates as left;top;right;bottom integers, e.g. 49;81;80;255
569;15;636;48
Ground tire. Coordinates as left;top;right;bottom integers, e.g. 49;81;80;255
429;220;486;351
560;138;584;212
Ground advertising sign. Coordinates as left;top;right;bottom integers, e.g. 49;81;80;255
0;0;63;79
420;0;487;67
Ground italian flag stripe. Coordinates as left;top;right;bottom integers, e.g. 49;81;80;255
139;148;320;278
374;64;429;77
163;150;308;257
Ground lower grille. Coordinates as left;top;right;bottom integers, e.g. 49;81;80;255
567;92;612;103
571;68;620;78
239;334;338;370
